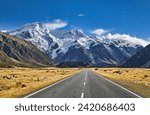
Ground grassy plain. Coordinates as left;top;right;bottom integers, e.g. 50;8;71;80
1;67;150;98
0;68;81;98
92;68;150;97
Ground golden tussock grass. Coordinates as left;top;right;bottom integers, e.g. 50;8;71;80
0;68;81;98
92;68;150;97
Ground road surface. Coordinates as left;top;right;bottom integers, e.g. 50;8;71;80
25;70;141;98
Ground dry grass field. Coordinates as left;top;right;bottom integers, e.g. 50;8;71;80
1;67;150;98
0;68;81;98
92;68;150;97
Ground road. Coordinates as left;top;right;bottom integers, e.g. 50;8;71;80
25;70;141;98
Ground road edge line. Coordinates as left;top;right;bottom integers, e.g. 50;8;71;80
24;71;82;98
93;71;142;98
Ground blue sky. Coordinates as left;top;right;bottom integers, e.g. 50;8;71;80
0;0;150;38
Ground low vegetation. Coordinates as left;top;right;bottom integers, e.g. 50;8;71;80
1;67;150;98
93;68;150;97
0;68;81;98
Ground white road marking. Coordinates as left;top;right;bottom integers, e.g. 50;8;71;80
81;71;87;98
24;72;81;98
81;70;88;98
81;93;84;98
84;82;86;86
93;71;142;98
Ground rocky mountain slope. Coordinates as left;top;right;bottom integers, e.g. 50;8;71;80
0;50;17;67
0;32;54;67
123;44;150;67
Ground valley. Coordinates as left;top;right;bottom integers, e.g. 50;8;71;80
0;22;150;98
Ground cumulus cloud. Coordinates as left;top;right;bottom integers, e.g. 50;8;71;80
44;19;68;30
91;29;108;36
78;14;86;17
106;33;149;47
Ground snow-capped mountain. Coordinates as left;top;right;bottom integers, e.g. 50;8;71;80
9;22;50;52
123;43;150;68
8;22;145;67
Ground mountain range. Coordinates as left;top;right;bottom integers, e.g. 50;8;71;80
0;31;54;67
123;44;150;67
8;22;145;67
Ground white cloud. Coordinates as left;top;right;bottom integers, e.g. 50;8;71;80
106;33;149;47
44;19;68;30
91;29;149;46
0;30;7;33
91;29;108;36
78;14;86;17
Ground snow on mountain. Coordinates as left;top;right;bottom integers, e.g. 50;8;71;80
9;23;89;59
95;33;148;48
93;33;149;65
123;43;150;68
8;22;147;66
9;22;49;52
50;29;85;39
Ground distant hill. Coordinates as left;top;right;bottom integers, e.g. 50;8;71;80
0;32;54;67
123;44;150;68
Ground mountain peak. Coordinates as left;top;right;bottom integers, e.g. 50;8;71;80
71;29;83;34
17;22;46;31
70;29;84;37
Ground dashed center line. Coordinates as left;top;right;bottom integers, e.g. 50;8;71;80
81;93;84;98
81;70;87;98
84;82;86;86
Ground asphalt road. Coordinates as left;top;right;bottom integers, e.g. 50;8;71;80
25;70;141;98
